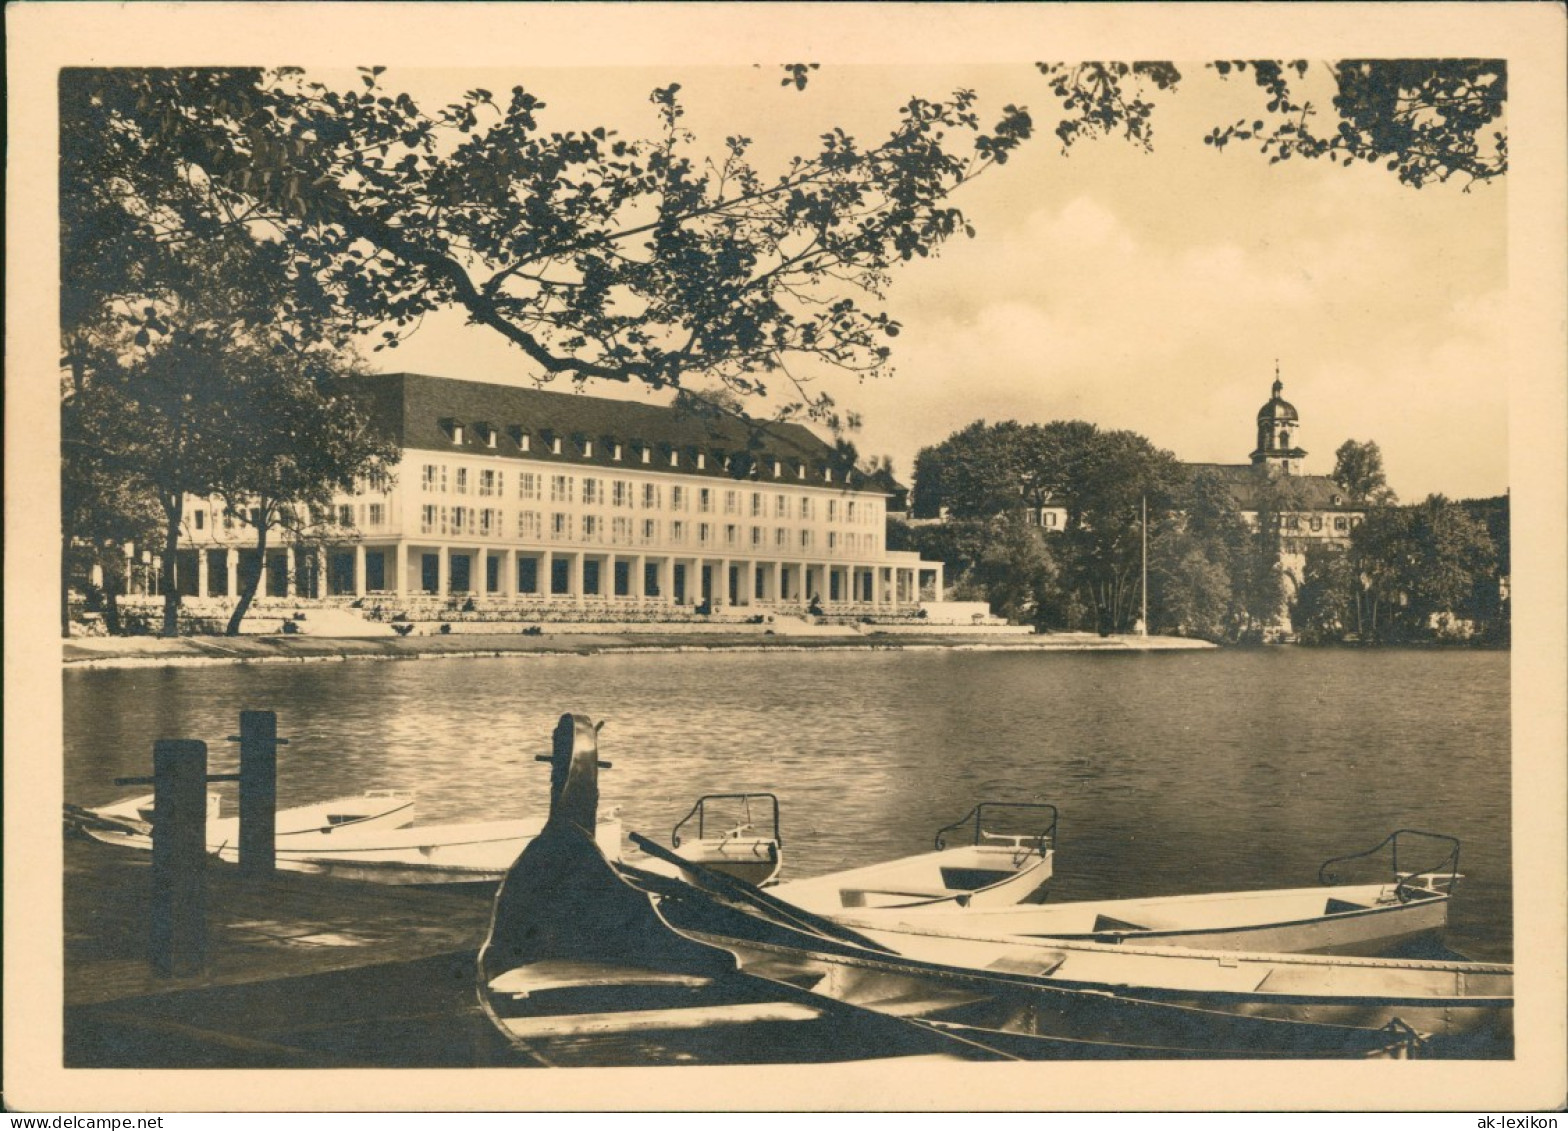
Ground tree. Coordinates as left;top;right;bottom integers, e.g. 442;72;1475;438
1332;439;1397;505
1142;470;1255;642
1039;60;1506;190
1057;429;1183;634
1403;495;1496;631
61;383;164;635
63;68;1036;423
1148;540;1235;642
65;59;1504;424
969;518;1059;626
912;421;1040;519
1348;495;1495;643
1349;504;1417;642
912;418;1181;633
1292;544;1357;644
213;350;397;635
904;516;1059;627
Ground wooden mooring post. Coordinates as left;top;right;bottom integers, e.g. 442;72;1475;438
143;740;209;977
229;710;285;877
110;711;288;976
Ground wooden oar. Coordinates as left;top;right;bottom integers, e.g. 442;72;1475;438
627;831;897;954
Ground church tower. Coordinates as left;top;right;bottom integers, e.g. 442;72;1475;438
1250;367;1307;475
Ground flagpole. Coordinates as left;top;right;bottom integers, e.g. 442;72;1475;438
1140;494;1148;637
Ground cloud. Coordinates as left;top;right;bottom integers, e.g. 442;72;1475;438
840;191;1508;500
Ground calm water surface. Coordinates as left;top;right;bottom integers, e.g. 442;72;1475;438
64;648;1512;961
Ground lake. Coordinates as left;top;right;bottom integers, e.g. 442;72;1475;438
63;646;1512;961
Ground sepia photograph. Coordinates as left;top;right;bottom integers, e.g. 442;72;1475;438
6;1;1565;1114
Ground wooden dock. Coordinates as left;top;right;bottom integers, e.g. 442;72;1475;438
64;834;529;1067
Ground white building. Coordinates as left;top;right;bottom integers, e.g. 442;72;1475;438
174;372;943;614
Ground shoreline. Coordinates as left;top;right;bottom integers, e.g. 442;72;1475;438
62;629;1216;669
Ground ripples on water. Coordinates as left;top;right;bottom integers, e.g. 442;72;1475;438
64;648;1512;960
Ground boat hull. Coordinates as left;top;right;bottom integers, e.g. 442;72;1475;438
771;842;1054;912
835;882;1451;957
225;816;623;886
74;792;416;853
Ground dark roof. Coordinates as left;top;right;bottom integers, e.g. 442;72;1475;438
1184;463;1361;512
1257;378;1299;423
350;372;879;490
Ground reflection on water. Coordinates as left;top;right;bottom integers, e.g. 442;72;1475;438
64;648;1512;960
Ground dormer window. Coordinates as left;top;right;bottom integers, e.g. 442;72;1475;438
441;418;465;445
772;459;782;478
669;449;679;467
696;452;707;470
612;442;623;461
478;423;497;448
641;445;652;465
824;466;834;484
1331;493;1343;506
796;462;806;480
548;433;563;456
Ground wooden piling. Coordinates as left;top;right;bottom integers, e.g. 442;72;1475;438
234;710;282;877
149;739;208;977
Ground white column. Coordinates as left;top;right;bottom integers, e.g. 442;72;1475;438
504;548;517;597
634;554;646;602
196;550;210;598
354;544;367;597
716;557;729;609
226;550;238;598
541;549;554;601
437;545;450;596
315;548;327;598
889;566;899;611
743;560;755;607
572;552;585;606
660;557;673;605
395;545;407;597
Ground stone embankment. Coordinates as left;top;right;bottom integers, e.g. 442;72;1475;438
63;629;1215;669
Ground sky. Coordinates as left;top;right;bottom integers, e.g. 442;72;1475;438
359;61;1509;503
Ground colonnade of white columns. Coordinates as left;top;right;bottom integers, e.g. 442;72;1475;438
173;543;944;613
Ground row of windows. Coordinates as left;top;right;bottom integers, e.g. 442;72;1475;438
416;506;881;553
439;420;845;483
190;503;387;533
424;464;881;525
424;465;883;523
1284;514;1359;533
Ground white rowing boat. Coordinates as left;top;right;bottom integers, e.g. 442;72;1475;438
248;810;623;885
68;790;416;852
477;721;1508;1059
769;802;1057;912
630;793;784;887
829;831;1462;957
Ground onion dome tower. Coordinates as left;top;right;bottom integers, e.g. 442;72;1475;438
1250;365;1307;475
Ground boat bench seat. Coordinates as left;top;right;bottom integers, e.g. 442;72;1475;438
497;1001;823;1040
839;887;955;908
1324;898;1369;915
488;959;716;999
